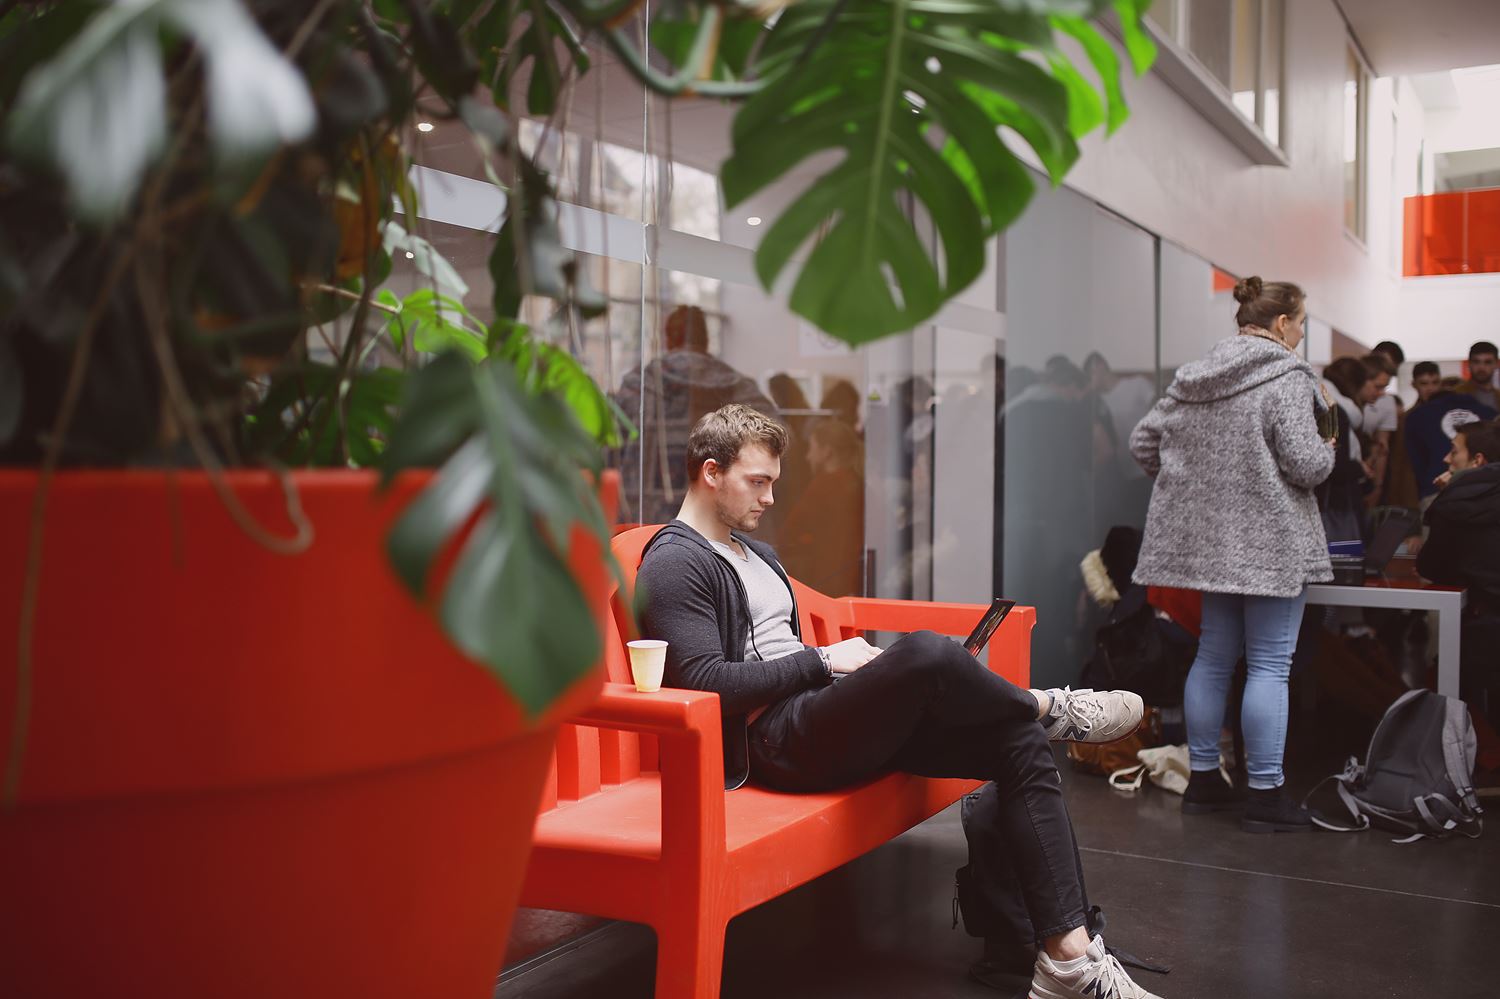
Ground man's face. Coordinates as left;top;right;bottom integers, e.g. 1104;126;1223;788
706;444;780;533
1446;432;1475;474
1414;372;1441;402
1471;351;1497;385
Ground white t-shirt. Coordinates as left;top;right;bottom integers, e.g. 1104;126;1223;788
1363;393;1399;434
708;540;806;662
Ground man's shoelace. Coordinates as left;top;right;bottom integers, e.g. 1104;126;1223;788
1085;951;1141;998
1057;688;1105;735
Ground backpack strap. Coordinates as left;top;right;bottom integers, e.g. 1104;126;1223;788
1441;696;1485;820
1413;793;1484;841
1305;758;1371;833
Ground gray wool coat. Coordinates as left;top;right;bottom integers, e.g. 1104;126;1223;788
1130;335;1336;597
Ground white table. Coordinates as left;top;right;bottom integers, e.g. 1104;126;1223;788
1305;581;1467;699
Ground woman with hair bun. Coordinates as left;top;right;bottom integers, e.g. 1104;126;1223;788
1129;276;1336;833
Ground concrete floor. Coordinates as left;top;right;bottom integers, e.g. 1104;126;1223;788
497;706;1500;999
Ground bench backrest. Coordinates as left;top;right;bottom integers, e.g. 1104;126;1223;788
537;525;986;811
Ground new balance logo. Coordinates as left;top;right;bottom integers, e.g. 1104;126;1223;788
1082;977;1114;998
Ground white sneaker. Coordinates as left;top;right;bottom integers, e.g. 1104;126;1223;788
1030;935;1164;999
1042;688;1144;744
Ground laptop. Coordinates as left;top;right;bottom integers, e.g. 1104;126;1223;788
1328;510;1419;584
1364;509;1419;577
964;598;1017;657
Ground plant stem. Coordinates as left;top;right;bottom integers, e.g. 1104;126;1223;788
4;244;135;810
305;282;402;313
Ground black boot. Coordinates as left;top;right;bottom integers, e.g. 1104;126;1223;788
1242;785;1313;833
1181;768;1243;814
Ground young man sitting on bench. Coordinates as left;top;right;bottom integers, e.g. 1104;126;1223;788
636;404;1166;999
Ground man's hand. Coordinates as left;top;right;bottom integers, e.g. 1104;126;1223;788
823;637;883;674
1404;534;1425;557
1434;470;1453;491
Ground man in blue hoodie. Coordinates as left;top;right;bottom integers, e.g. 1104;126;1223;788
1404;387;1496;506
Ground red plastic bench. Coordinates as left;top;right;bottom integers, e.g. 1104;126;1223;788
518;525;1034;999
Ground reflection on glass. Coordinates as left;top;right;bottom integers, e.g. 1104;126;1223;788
1000;185;1157;687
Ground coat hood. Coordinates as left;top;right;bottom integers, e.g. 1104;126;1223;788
1167;335;1323;406
1430;464;1500;527
640;351;759;398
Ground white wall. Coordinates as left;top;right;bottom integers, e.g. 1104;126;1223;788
1396;272;1500;360
1054;1;1404;350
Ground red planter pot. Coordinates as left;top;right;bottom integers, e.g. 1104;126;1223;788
0;468;617;999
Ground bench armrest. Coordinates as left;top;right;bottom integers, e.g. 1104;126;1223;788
837;596;991;636
572;683;723;736
567;682;728;863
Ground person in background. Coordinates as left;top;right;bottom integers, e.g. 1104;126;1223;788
1131;276;1335;833
1455;341;1499;412
1403;377;1497;515
820;378;862;429
777;417;865;596
613;305;778;524
1411;361;1443;406
1361;353;1399;506
1417;419;1500;727
1318;357;1374;543
1384;361;1440;511
1371;340;1406;371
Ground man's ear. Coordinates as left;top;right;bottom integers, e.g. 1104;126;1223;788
700;458;719;485
1474;453;1489;468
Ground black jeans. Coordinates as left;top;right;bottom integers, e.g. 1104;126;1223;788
748;630;1089;940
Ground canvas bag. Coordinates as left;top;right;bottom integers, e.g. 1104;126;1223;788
1107;744;1233;795
1305;689;1483;842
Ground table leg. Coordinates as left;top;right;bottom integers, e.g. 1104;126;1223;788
1437;595;1462;700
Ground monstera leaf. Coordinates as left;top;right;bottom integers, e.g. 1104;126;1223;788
382;352;611;715
718;0;1155;343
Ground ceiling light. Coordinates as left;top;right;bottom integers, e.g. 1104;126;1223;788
416;121;435;133
747;216;762;226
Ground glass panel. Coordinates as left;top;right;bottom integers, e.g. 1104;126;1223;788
1160;245;1239;388
1188;0;1234;89
999;187;1158;687
1230;0;1259;121
1345;47;1365;237
1261;0;1283;145
1148;0;1182;41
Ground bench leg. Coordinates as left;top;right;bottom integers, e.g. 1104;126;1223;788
653;910;728;999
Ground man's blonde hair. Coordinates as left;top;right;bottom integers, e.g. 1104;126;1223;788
685;404;787;481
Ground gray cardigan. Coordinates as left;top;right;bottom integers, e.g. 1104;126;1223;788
1130;335;1336;597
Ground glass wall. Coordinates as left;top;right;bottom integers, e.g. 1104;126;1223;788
391;21;1309;693
998;182;1158;687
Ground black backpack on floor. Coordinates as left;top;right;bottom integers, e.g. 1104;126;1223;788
1307;690;1483;842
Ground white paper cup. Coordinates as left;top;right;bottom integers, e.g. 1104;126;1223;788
626;640;668;692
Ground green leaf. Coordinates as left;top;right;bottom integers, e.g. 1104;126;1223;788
721;0;1146;342
5;1;169;221
164;0;317;162
1052;16;1127;133
385;221;470;299
1113;0;1158;76
490;158;606;321
382;354;612;716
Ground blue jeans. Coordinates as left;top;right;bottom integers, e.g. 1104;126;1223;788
1184;588;1310;790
